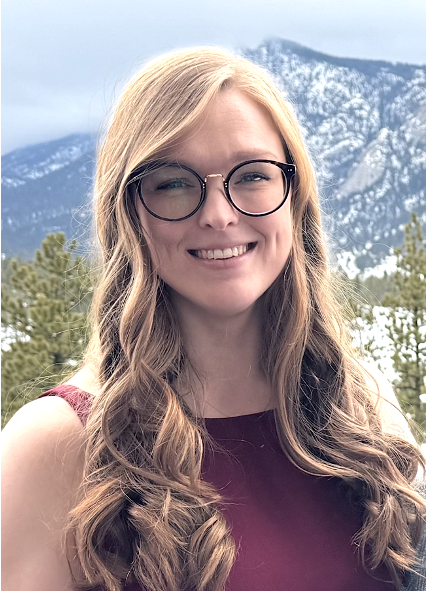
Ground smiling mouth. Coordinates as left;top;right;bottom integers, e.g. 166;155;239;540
189;243;256;260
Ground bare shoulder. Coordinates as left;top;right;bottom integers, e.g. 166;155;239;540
357;358;416;444
1;397;86;591
1;395;86;463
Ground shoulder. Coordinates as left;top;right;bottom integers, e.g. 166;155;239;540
2;394;86;457
1;397;86;501
36;365;100;425
1;397;86;590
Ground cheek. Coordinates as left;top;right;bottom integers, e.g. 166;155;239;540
136;203;169;268
257;203;293;249
139;220;186;277
279;201;293;244
277;225;293;270
269;207;293;271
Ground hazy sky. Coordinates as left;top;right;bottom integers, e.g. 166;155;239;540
2;0;426;154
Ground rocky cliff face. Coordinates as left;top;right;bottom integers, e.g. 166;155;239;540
243;39;426;269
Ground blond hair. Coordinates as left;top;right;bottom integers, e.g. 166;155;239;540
69;47;425;590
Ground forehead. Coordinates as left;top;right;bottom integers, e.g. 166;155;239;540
163;89;286;167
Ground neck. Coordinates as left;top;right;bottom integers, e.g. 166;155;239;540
171;293;275;418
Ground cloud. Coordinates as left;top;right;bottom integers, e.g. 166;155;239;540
2;0;426;154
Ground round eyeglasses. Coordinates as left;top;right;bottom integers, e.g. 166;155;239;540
126;159;296;222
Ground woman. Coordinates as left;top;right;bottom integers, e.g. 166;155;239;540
2;48;425;591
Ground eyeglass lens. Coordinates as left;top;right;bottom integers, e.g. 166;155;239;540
139;161;288;220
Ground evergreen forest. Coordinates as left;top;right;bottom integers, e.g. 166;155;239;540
2;217;425;440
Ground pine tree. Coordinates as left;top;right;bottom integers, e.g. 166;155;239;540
383;214;426;440
1;233;93;426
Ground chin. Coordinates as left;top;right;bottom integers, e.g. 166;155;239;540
206;301;259;319
169;287;265;320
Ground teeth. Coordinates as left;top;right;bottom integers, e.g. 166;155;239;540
195;245;250;260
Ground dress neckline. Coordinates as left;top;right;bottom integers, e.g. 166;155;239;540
204;409;275;421
54;384;275;423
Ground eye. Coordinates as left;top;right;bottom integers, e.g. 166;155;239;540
236;171;270;184
155;177;196;191
143;166;200;196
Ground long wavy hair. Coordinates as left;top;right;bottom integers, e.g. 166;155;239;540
68;47;425;590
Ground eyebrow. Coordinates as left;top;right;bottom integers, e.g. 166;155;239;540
171;150;284;170
225;150;282;162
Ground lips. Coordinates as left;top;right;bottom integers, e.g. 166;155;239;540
189;242;256;260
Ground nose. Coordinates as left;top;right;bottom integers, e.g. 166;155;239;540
197;174;239;230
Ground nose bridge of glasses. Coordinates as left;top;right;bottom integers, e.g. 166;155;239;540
204;173;225;183
203;173;229;200
201;172;237;220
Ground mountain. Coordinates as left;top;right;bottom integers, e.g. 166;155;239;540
242;39;426;269
1;134;96;258
2;39;426;269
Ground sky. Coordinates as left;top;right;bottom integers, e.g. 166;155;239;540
2;0;426;155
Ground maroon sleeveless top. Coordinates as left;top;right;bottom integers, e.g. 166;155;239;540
41;385;395;591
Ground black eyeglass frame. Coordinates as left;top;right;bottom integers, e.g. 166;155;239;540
125;159;297;222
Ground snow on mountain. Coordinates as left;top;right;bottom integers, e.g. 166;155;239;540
1;134;95;187
2;39;425;270
243;38;426;269
1;134;96;257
